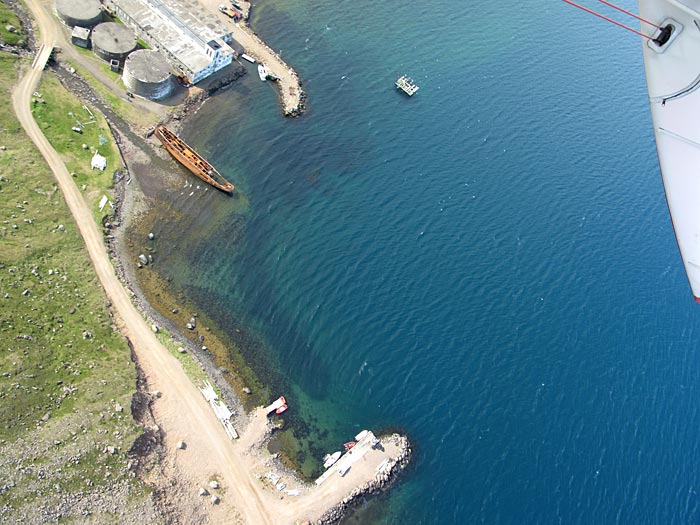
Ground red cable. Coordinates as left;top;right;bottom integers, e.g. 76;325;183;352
597;0;662;29
562;0;652;40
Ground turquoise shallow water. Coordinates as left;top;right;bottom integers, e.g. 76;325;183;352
153;0;700;522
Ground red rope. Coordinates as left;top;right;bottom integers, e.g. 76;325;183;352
596;0;662;29
562;0;653;40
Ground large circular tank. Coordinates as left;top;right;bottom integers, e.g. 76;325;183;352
55;0;102;28
122;50;174;100
91;22;136;65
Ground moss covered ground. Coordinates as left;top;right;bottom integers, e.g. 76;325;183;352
30;71;122;222
0;2;24;47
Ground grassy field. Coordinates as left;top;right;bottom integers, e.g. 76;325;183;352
31;72;122;223
66;57;158;129
0;2;24;47
0;52;157;521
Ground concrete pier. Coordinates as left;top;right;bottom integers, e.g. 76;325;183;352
195;0;305;116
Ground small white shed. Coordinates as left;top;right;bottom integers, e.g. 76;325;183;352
91;151;107;171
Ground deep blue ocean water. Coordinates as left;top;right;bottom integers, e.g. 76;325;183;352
164;0;700;522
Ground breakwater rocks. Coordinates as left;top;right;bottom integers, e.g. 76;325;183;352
285;87;307;118
207;65;247;96
316;434;412;524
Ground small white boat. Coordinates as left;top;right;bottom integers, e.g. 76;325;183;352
241;53;255;63
323;451;342;469
258;64;269;81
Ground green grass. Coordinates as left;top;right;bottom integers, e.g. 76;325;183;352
31;72;122;222
0;51;153;518
66;59;156;129
154;326;211;388
0;2;24;47
136;37;151;50
73;45;122;83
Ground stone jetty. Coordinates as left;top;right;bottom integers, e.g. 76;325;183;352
316;434;412;524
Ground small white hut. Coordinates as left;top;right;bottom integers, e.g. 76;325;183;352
91;151;107;171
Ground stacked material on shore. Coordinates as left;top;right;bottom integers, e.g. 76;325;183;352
200;381;238;439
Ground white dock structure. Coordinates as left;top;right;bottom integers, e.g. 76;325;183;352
315;430;381;486
264;396;287;415
395;75;419;96
200;381;238;439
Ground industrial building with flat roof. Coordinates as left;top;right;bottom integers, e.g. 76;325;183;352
102;0;235;84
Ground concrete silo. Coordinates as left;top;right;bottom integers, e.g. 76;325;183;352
91;22;137;67
55;0;103;28
122;49;174;100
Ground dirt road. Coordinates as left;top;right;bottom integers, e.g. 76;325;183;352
11;1;277;523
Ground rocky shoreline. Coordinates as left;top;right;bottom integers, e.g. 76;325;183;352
83;55;411;525
9;3;413;520
46;56;253;424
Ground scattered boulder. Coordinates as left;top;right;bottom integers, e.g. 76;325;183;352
115;402;123;413
148;232;155;240
198;487;209;496
58;224;65;231
177;347;186;354
152;390;161;398
151;324;158;333
209;480;219;489
138;254;148;266
242;387;252;395
211;495;220;505
106;446;116;455
176;440;186;450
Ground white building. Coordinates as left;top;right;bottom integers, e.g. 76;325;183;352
102;0;234;84
91;151;107;170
